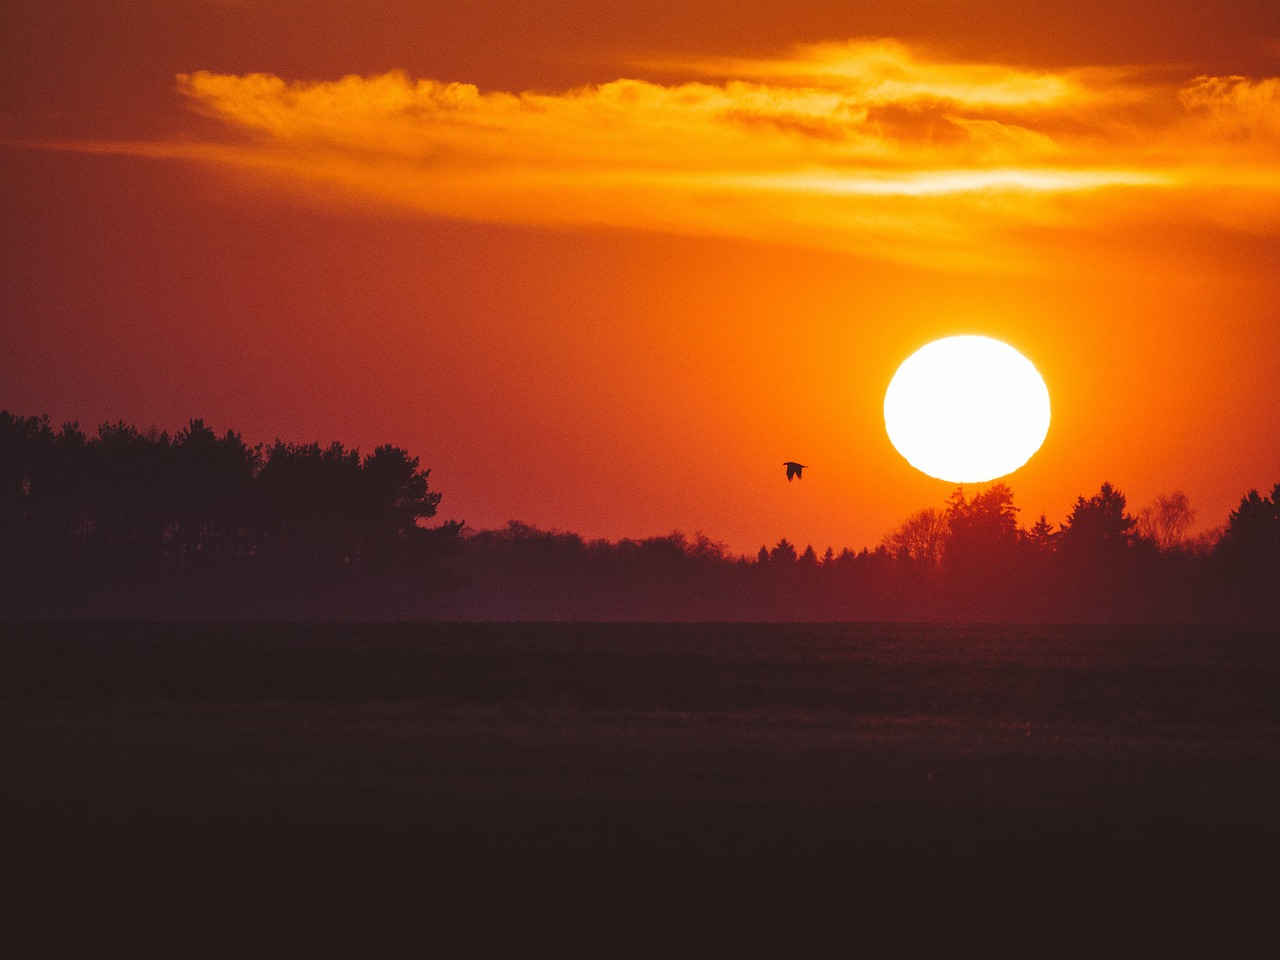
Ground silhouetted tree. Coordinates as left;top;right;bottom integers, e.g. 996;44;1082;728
170;419;259;560
1053;482;1139;615
1024;513;1057;557
356;443;444;565
688;533;729;564
1058;483;1136;562
935;483;1024;616
1136;491;1196;551
770;539;798;564
1216;484;1280;618
882;507;946;570
943;484;1019;570
1219;485;1280;563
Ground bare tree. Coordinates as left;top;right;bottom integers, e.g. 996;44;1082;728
882;507;947;569
1136;491;1196;551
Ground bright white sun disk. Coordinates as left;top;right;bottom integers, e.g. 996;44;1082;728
884;335;1050;483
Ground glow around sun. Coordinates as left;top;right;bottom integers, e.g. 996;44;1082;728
884;335;1051;483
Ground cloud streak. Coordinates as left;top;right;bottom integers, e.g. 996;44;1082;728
42;40;1280;267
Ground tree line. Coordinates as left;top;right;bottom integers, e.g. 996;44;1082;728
2;410;1276;620
0;412;459;617
872;481;1278;621
440;482;1277;622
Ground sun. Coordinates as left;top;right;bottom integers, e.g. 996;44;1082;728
884;335;1051;483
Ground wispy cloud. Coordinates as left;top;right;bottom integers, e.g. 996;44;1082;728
649;39;1090;108
37;40;1280;268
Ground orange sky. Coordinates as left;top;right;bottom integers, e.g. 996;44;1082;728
3;2;1279;554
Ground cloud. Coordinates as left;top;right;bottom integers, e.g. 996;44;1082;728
656;39;1089;109
1178;74;1280;151
36;40;1280;268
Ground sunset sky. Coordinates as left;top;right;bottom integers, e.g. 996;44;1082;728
4;1;1279;554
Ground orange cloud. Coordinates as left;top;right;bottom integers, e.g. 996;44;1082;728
660;39;1089;109
1180;74;1280;131
36;40;1280;268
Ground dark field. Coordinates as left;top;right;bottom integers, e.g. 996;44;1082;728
3;621;1279;948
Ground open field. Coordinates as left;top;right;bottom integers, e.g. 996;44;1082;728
3;621;1278;947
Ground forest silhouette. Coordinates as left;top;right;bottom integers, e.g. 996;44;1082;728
2;411;1277;621
0;412;459;618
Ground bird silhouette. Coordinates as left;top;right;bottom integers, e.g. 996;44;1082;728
784;461;807;481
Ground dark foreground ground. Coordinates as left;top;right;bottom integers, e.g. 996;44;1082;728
3;621;1279;951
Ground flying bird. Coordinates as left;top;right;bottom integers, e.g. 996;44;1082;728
784;462;807;481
